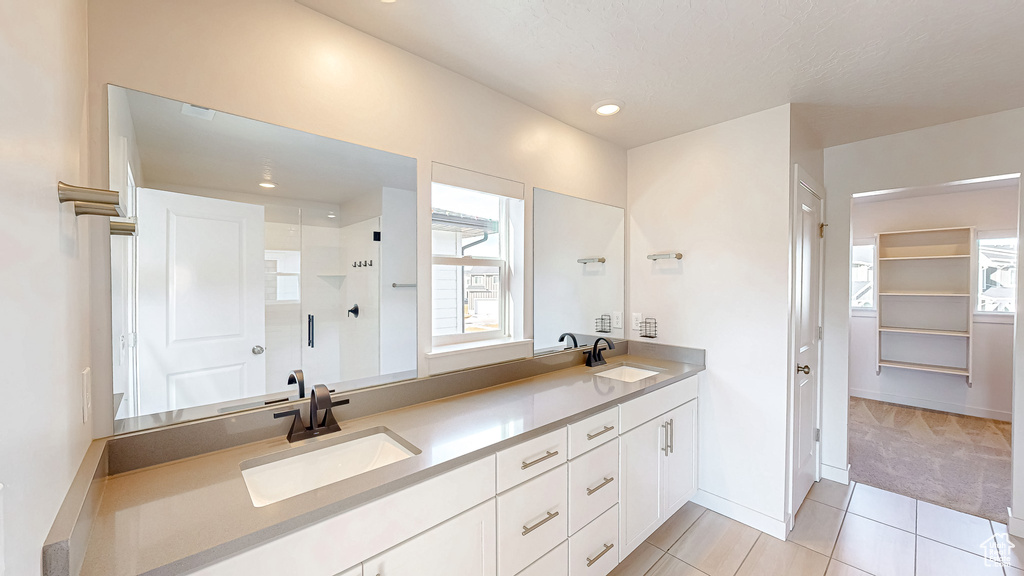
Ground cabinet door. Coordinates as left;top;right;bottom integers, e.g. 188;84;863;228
662;400;697;517
618;417;664;559
364;500;496;576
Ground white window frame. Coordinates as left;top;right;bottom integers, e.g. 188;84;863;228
850;239;877;313
432;196;512;346
976;229;1018;316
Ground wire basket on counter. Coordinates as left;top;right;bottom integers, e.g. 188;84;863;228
595;314;612;334
640;317;658;339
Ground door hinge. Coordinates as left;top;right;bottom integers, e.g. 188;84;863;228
814;428;821;442
819;222;828;238
818;326;823;340
127;332;138;348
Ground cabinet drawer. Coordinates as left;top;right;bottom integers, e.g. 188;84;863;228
619;376;697;433
516;539;568;576
569;505;618;576
568;439;618;535
568;407;619;459
497;464;569;576
497;427;567;492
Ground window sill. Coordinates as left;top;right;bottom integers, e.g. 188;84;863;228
425;338;534;375
975;313;1015;325
851;308;877;318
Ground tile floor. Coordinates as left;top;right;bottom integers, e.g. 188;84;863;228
609;479;1020;576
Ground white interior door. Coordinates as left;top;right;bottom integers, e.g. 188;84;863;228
137;188;266;415
791;167;824;517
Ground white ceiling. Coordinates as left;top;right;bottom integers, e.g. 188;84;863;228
298;0;1024;149
125;88;416;204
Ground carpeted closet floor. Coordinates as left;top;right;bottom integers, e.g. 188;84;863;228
849;396;1011;522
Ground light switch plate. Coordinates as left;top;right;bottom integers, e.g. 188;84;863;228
631;313;643;331
82;367;91;424
612;312;622;329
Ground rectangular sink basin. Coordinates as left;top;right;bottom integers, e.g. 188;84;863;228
595;365;659;383
241;427;420;507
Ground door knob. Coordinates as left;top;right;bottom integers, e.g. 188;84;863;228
796;364;810;375
252;345;265;355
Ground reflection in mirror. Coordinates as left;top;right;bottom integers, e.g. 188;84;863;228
108;86;418;432
533;188;625;355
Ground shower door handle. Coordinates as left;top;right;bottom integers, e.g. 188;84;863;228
308;314;314;348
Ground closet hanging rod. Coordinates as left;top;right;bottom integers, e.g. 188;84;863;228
392;283;417;288
577;257;606;264
110;221;137;236
647;252;682;260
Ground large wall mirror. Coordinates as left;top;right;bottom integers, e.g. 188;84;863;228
108;86;418;432
533;188;625;354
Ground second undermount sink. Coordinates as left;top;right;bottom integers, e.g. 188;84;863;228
595;365;660;383
240;427;420;507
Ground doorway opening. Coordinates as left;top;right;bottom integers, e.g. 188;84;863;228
846;174;1019;522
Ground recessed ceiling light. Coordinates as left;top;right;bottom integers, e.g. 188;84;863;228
259;182;276;189
592;100;624;116
327;212;337;219
381;0;396;3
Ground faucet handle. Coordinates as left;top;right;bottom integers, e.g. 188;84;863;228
273;409;305;442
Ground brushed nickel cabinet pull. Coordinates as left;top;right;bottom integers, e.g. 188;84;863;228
522;511;559;536
662;424;669;456
663;416;671;453
521;450;559;470
587;425;614;440
586;477;614;496
587;543;614;567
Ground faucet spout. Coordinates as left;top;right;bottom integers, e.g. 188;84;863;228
585;337;616;367
558;332;579;349
309;384;332;433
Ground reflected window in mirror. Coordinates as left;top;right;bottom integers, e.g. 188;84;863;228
431;182;524;346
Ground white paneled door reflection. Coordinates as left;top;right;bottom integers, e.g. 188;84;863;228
137;188;266;415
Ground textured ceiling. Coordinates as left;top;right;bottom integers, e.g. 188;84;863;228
298;0;1024;149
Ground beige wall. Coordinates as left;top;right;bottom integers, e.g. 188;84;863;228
86;0;627;389
0;0;92;573
627;104;795;535
823;107;1024;533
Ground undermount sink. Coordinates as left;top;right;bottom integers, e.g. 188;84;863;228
240;427;420;507
594;365;660;383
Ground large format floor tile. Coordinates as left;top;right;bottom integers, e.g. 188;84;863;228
807;480;856;511
609;541;665;576
788;499;846;556
734;534;829;576
824;560;872;576
992;521;1024;570
847;483;917;532
916;500;994;555
669;511;760;576
648;502;707;551
832;513;916;576
915;535;1004;575
646;553;708;576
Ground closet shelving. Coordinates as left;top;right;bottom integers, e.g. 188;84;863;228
875;226;975;386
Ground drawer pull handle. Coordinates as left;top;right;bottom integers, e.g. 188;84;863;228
587;543;614;567
521;450;559;470
662;424;670;456
586;425;615;440
587;476;614;496
667;418;675;454
522;511;559;536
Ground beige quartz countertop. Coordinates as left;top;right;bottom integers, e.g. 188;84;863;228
81;355;703;575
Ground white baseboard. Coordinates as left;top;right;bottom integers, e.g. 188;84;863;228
1007;508;1024;538
690;489;788;540
850;389;1011;422
821;463;850;485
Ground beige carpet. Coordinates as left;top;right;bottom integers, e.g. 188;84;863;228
849;397;1012;522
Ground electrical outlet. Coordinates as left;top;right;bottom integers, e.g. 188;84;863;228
612;312;622;329
82;368;91;424
632;313;643;331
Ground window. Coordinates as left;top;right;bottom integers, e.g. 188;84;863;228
432;182;521;345
851;243;875;309
978;237;1017;313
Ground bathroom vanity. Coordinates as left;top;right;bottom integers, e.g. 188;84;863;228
45;350;702;576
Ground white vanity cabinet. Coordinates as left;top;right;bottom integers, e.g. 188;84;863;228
362;500;496;576
618;376;698;559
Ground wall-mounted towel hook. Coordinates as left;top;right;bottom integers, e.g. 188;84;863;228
348;304;359;318
647;253;682;260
